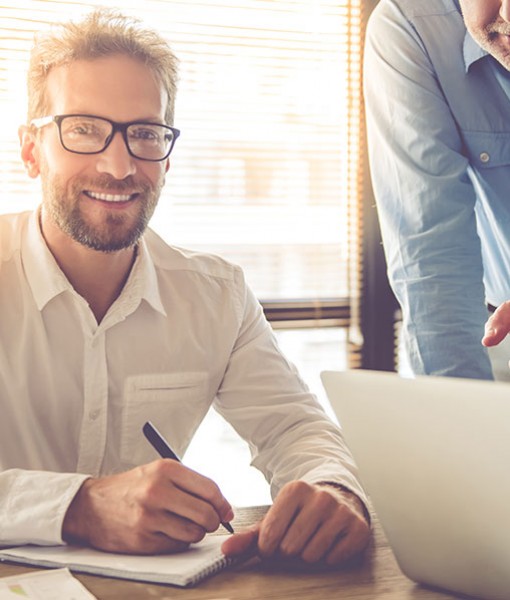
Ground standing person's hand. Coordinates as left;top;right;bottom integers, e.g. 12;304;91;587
62;459;234;554
221;480;370;566
482;302;510;348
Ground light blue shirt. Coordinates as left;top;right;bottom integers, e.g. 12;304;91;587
364;0;510;379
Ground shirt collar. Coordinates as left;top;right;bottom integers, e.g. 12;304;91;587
22;209;166;317
454;0;490;72
22;209;72;311
123;236;167;317
463;31;490;72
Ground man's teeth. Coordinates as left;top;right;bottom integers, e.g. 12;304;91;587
86;191;134;202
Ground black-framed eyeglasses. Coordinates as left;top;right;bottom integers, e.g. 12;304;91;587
30;114;180;162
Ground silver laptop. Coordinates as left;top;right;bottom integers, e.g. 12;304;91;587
321;369;510;600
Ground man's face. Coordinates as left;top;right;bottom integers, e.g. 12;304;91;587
460;0;510;70
25;54;170;253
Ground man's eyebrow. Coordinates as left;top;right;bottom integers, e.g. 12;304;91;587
131;117;167;123
62;113;167;123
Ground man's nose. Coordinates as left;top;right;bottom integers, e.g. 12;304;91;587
96;132;136;179
501;0;510;22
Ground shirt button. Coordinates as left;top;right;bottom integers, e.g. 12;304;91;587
89;409;100;421
479;152;490;163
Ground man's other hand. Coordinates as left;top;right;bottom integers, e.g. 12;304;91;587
221;480;370;567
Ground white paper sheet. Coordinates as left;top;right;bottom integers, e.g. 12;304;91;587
0;568;96;599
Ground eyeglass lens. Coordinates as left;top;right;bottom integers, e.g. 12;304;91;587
59;115;175;160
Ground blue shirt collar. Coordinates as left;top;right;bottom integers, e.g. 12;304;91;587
463;29;490;72
454;0;489;72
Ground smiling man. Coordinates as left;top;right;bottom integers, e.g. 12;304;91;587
22;54;171;322
365;0;510;381
0;9;369;566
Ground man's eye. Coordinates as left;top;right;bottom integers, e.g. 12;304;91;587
131;128;158;141
63;120;102;137
72;125;93;135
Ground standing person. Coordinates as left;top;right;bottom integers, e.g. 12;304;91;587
364;0;510;380
0;8;369;565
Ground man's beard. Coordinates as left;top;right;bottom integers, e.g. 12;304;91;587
41;171;163;253
478;21;510;70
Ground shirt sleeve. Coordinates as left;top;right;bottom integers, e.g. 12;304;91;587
213;268;368;507
364;1;493;379
0;469;89;546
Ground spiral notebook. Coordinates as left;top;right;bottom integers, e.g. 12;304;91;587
0;535;240;587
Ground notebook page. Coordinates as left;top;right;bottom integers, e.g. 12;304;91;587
0;535;233;587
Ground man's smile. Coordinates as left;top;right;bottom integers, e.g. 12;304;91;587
83;190;139;203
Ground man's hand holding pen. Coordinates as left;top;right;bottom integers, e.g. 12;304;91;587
62;459;235;554
62;420;234;554
142;421;234;534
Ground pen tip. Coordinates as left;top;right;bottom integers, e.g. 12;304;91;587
222;522;234;534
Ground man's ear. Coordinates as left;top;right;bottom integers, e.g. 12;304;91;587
18;125;41;178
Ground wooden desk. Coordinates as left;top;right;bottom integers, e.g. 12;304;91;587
0;507;466;599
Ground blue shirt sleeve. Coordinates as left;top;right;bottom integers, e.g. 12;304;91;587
364;0;493;379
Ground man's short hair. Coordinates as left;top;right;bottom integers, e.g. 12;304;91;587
26;8;179;125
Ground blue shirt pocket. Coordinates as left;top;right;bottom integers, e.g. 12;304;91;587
461;131;510;169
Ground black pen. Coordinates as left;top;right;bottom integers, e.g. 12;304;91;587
142;420;234;534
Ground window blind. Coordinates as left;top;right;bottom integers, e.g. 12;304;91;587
0;0;365;356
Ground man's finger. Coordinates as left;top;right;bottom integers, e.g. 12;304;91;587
257;483;307;555
221;525;259;557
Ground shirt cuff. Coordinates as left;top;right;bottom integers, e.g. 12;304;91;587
0;469;90;546
314;480;372;525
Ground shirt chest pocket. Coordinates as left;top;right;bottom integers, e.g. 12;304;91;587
120;372;210;468
461;131;510;170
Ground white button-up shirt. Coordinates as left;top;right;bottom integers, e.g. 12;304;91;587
0;210;365;546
